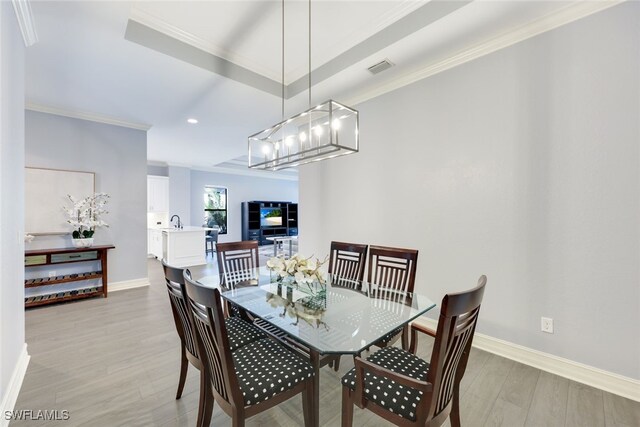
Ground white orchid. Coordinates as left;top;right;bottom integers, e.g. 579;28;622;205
294;271;313;284
266;253;328;285
63;193;110;239
266;257;286;277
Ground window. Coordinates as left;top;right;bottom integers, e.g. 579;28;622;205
204;186;227;234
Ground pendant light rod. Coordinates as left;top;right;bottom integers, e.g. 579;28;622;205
282;0;285;120
308;0;311;108
248;0;359;171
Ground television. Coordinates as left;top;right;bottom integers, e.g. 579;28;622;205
260;207;283;227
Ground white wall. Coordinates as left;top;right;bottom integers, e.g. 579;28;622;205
0;0;26;408
190;170;298;242
25;111;148;284
168;165;191;226
299;3;639;380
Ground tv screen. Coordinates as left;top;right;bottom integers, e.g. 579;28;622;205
260;208;283;227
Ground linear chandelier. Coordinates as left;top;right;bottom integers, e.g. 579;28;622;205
248;0;359;171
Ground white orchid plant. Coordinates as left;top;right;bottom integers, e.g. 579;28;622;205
266;254;328;285
64;193;110;239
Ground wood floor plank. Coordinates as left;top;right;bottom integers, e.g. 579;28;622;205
524;371;569;427
484;397;529;427
460;354;515;426
11;258;640;427
603;391;640;427
459;348;492;398
484;362;540;427
565;381;605;427
498;362;540;408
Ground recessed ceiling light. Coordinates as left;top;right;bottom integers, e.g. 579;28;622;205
187;118;198;124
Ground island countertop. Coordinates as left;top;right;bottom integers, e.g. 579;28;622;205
161;226;216;233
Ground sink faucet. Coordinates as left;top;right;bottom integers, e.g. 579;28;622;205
170;215;182;229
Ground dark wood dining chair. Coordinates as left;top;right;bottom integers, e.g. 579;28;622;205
328;241;368;290
162;262;201;401
368;245;419;350
327;241;368;371
341;276;487;427
183;271;315;427
162;262;267;427
204;227;219;257
216;241;261;319
216;241;260;288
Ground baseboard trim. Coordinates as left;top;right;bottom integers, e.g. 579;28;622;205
413;318;640;402
109;278;149;292
0;344;30;427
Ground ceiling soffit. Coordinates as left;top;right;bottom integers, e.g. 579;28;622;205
125;1;471;99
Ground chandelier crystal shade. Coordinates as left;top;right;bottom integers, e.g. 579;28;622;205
248;100;358;171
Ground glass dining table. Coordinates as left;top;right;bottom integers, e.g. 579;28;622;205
187;265;436;427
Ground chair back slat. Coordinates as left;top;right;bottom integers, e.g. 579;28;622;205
216;241;260;287
189;298;229;401
368;245;418;294
425;276;486;420
183;270;242;406
162;261;199;359
328;241;367;289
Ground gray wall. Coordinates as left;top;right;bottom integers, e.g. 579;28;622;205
0;1;26;403
147;164;168;177
300;3;639;379
190;170;298;243
168;165;191;225
25;111;148;284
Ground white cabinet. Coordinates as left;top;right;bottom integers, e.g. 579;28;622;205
147;176;169;213
163;227;211;267
148;229;164;258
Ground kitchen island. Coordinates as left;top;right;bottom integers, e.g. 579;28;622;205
162;226;214;267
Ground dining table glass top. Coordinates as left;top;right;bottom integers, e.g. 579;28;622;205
189;266;436;355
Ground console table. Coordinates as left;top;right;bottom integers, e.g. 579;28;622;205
24;245;115;308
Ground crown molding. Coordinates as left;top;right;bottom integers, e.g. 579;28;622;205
285;0;425;82
131;0;431;85
25;103;152;131
189;163;298;182
11;0;38;47
345;0;624;107
129;8;280;82
147;160;168;168
148;160;297;182
224;159;249;167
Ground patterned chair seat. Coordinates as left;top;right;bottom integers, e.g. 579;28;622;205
233;338;314;406
225;317;267;351
342;346;429;421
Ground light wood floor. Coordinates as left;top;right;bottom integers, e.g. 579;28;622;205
12;258;640;426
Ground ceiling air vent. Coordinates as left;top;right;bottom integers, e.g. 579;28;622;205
367;59;394;75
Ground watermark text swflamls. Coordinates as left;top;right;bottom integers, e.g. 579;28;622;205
4;410;70;421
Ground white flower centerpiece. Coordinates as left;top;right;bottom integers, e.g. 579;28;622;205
266;254;328;294
64;193;110;248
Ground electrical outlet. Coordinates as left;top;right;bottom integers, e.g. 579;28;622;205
48;271;57;278
541;317;554;334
